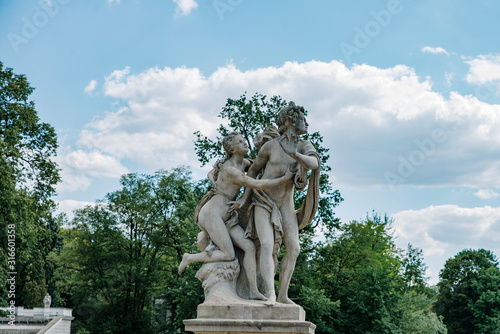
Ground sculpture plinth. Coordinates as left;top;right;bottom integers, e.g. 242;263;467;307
184;303;315;334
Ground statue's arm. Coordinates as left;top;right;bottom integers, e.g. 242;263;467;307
292;151;319;170
280;138;319;170
247;145;269;178
237;168;293;190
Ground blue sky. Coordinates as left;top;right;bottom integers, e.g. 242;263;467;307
2;0;500;284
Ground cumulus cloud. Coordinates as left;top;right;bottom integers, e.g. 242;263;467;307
55;147;128;192
474;188;500;199
84;79;97;95
465;54;500;86
173;0;198;16
393;205;500;284
56;199;96;220
56;170;92;192
422;46;449;55
71;60;500;190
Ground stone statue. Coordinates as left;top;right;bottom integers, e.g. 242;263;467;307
182;102;319;333
235;101;320;306
43;293;52;308
178;132;294;301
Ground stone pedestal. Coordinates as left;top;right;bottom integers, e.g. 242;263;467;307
184;303;316;334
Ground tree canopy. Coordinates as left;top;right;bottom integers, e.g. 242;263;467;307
54;168;205;333
434;248;500;334
0;62;61;307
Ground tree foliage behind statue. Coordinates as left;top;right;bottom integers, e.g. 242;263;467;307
434;248;500;334
54;168;205;334
0;62;61;307
194;92;343;236
310;213;447;334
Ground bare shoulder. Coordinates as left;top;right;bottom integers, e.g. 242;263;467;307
261;137;282;153
256;138;277;158
221;163;241;176
298;139;317;154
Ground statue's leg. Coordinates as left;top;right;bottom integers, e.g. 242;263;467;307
229;226;266;300
276;206;300;304
178;215;235;274
253;206;276;305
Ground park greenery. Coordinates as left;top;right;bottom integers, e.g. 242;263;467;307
2;63;500;333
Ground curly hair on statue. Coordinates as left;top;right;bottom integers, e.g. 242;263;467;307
276;101;305;135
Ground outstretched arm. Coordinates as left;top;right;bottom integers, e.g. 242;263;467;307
237;168;294;190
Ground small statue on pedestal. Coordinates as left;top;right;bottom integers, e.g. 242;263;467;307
43;293;52;308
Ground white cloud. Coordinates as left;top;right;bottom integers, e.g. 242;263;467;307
84;79;97;95
55;147;128;192
393;205;500;284
56;199;95;220
474;188;500;199
106;0;120;4
56;170;92;192
173;0;198;16
465;54;500;86
69;60;500;191
421;46;449;55
60;149;128;178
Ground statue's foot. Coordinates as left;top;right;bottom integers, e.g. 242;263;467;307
277;295;296;305
249;290;266;301
178;253;190;275
264;291;276;306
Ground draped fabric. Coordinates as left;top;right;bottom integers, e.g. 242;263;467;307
296;150;321;230
245;189;284;269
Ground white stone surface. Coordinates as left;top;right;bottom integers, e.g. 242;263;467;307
0;307;72;318
197;303;306;321
39;316;73;334
184;318;316;334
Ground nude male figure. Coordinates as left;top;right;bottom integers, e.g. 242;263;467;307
243;102;320;305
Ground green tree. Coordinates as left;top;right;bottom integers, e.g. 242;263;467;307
54;168;204;334
0;62;61;307
401;243;432;295
312;213;446;334
469;266;500;334
395;291;447;334
434;248;499;334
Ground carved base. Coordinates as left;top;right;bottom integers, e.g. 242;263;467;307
190;260;316;333
184;318;316;334
196;259;245;304
197;303;306;320
185;303;315;334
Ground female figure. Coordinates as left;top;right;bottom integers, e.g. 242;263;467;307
178;132;293;300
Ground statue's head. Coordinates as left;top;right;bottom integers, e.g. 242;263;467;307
254;125;279;149
222;132;248;158
277;102;308;135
